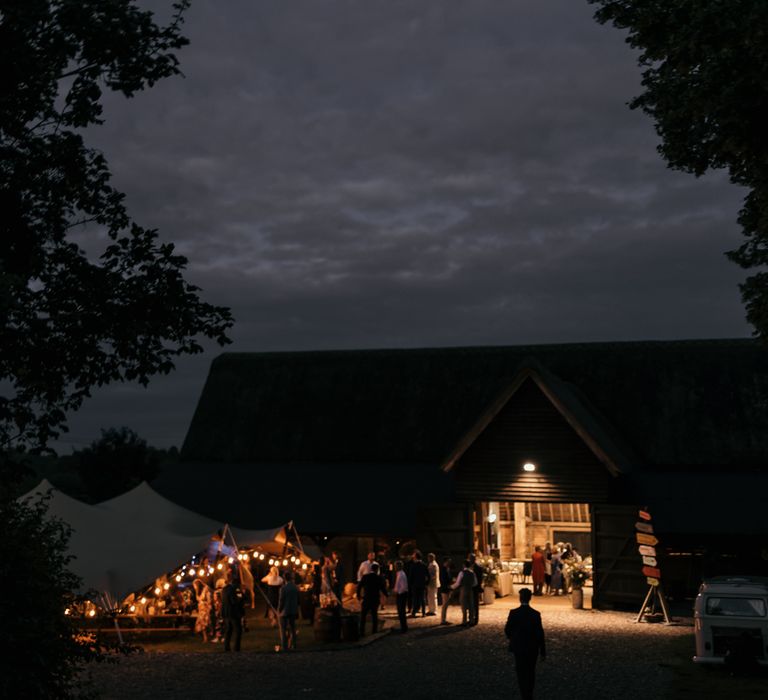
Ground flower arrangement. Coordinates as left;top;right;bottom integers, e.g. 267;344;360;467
479;556;499;588
564;558;591;589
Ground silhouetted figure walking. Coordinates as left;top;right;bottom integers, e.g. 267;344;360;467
504;588;545;700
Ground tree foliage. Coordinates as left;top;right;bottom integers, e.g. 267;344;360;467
589;0;768;336
0;0;233;452
62;426;174;502
1;485;97;699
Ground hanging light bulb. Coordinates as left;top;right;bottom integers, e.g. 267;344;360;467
88;609;96;617
228;557;234;564
259;553;265;560
175;575;182;582
217;563;223;570
198;569;205;576
140;597;147;605
268;558;274;566
164;582;170;590
129;605;136;612
189;569;196;576
282;559;288;567
302;563;308;570
64;608;71;615
243;553;249;561
154;587;161;595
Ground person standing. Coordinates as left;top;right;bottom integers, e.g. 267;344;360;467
409;551;429;617
193;579;213;643
331;551;345;603
504;587;546;700
357;551;376;581
468;553;484;625
531;546;546;596
357;562;388;635
439;557;454;625
260;565;284;626
560;542;573;593
426;552;441;616
451;560;477;626
278;571;299;650
549;546;563;596
221;572;244;652
393;560;409;633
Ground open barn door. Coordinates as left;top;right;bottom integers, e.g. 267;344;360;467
416;504;474;561
591;503;646;608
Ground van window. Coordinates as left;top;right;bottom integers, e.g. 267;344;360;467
706;597;766;617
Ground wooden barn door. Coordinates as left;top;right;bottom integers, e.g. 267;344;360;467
590;504;646;608
416;504;474;561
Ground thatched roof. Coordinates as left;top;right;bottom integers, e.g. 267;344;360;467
181;338;768;470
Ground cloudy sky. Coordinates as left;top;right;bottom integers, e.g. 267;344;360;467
57;0;750;451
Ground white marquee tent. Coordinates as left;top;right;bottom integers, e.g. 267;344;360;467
20;480;295;599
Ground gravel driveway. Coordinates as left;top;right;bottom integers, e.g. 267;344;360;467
89;597;693;700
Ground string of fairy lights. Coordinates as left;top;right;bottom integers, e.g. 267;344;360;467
64;541;310;619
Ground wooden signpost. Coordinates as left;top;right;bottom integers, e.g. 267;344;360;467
636;533;658;546
634;507;672;624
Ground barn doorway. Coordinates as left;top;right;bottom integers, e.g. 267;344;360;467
475;501;592;592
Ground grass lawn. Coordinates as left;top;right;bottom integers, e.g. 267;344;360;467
107;607;389;654
660;632;768;699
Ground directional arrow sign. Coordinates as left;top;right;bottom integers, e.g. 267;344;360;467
642;566;661;579
635;521;654;534
638;545;657;557
638;510;652;521
646;577;659;586
636;533;659;546
642;556;657;567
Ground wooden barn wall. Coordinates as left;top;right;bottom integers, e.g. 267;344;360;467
454;377;615;503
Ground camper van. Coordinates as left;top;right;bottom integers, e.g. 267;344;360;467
693;576;768;666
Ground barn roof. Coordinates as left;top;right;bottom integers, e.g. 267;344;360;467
181;338;768;470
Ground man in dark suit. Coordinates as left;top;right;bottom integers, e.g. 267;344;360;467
468;552;484;625
408;551;429;617
357;562;388;635
278;571;299;650
222;571;244;652
504;587;546;700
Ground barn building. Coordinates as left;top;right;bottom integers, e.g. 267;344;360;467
158;338;768;608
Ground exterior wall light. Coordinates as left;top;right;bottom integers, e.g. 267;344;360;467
523;462;536;472
486;513;497;523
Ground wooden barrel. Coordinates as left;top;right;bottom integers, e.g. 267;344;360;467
341;614;359;642
313;609;341;643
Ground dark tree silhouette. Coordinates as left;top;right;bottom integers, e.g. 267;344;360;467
1;3;229;696
590;0;768;336
0;0;233;453
63;426;173;502
0;491;101;699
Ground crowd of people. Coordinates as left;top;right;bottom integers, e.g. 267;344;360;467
349;549;487;634
530;541;583;597
179;542;584;652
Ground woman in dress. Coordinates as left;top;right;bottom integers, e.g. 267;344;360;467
193;579;213;643
550;545;563;595
261;565;284;626
531;545;546;596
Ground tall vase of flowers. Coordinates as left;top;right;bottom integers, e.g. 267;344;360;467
480;556;499;605
565;559;590;610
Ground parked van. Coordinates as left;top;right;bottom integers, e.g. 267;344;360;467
693;576;768;666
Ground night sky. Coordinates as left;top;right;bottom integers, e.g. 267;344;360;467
58;0;750;452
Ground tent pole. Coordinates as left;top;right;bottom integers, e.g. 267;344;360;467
290;521;306;558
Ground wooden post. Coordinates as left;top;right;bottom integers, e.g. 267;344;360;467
514;502;527;559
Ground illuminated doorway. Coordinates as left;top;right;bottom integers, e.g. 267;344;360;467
477;501;592;560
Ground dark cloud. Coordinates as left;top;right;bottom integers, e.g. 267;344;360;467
54;0;750;451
